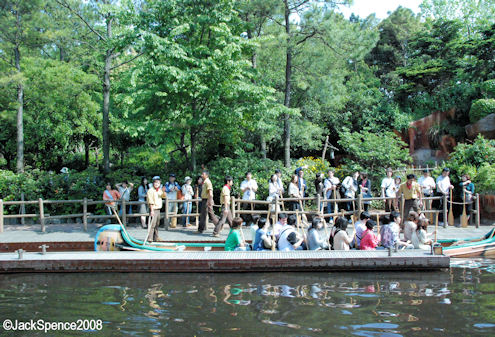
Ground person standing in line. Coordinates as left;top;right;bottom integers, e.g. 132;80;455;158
314;173;325;213
288;174;301;211
460;174;475;222
138;177;149;229
165;174;181;228
342;171;359;212
397;174;423;219
146;176;166;242
102;182;121;223
275;169;285;196
381;168;396;212
213;176;234;237
194;176;204;224
268;174;282;214
240;172;258;224
435;168;454;226
181;176;194;227
359;172;372;212
418;169;436;212
199;170;219;234
324;170;340;215
116;180;134;217
295;165;308;197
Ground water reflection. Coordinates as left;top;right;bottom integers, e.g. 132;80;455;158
0;260;494;336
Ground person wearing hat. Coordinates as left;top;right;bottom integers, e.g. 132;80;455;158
199;170;219;233
213;176;234;237
435;168;454;225
381;168;396;212
181;176;194;227
146;176;166;242
397;174;423;221
165;173;181;228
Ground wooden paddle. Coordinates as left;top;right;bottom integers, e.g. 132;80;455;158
298;199;308;224
376;214;380;235
461;190;468;228
434;211;439;243
296;210;308;248
448;189;455;226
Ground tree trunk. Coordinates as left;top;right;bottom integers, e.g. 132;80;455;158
102;15;112;173
283;1;291;168
261;136;267;159
14;45;24;173
190;130;197;172
84;141;90;168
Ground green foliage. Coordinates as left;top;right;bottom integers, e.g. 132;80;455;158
481;80;495;98
338;130;412;191
475;163;495;194
469;99;495;123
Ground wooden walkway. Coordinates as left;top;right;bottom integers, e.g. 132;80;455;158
0;250;449;273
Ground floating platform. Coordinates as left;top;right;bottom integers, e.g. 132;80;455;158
0;250;449;273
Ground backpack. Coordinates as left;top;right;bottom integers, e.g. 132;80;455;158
339;184;347;197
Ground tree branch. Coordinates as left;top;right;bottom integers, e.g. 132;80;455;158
295;30;317;45
55;0;106;41
0;53;15;68
110;52;143;70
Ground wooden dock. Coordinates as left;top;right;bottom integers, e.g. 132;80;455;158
0;250;449;273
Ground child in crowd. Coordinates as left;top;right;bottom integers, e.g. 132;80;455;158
411;218;436;250
360;220;381;250
307;218;328;250
332;216;355;251
225;217;250;251
403;211;419;242
253;217;273;251
352;211;371;248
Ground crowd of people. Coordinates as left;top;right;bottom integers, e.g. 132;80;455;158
101;166;475;244
224;210;437;252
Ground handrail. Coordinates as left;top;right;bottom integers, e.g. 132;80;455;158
0;192;481;233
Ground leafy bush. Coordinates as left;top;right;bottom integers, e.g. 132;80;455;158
338;130;412;191
475;163;495;194
481;79;495;98
469;99;495;123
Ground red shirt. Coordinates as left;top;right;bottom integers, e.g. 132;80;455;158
360;229;380;250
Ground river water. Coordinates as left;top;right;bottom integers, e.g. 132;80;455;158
1;259;495;336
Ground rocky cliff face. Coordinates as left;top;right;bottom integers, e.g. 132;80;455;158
466;113;495;139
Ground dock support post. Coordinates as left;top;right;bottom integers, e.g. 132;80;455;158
443;194;448;229
475;193;480;228
38;198;45;232
83;198;88;231
0;199;4;233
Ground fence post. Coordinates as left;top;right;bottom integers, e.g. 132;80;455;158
20;192;25;225
0;199;4;233
231;196;236;218
83;198;88;231
122;198;127;226
357;192;363;214
442;193;448;228
38;198;45;232
164;195;169;230
475;193;480;228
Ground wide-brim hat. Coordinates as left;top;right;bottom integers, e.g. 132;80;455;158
184;176;192;182
152;176;161;181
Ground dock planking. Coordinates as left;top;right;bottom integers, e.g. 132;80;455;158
0;250;450;273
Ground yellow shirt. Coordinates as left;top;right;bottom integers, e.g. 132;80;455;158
398;182;422;200
220;185;231;206
201;178;213;199
147;187;165;210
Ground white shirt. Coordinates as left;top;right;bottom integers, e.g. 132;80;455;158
277;177;284;193
277;226;296;251
324;177;340;196
181;184;193;200
240;179;258;200
118;186;131;201
354;220;366;247
418;176;435;195
288;182;300;197
403;221;417;242
381;177;396;198
436;175;451;195
269;182;281;198
342;176;358;198
334;230;353;251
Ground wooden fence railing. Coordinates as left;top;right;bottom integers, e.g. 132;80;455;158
0;191;481;233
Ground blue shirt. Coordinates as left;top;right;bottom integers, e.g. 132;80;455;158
165;181;181;193
460;182;475;200
253;228;267;251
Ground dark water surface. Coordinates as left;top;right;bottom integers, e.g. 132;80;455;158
1;259;495;336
